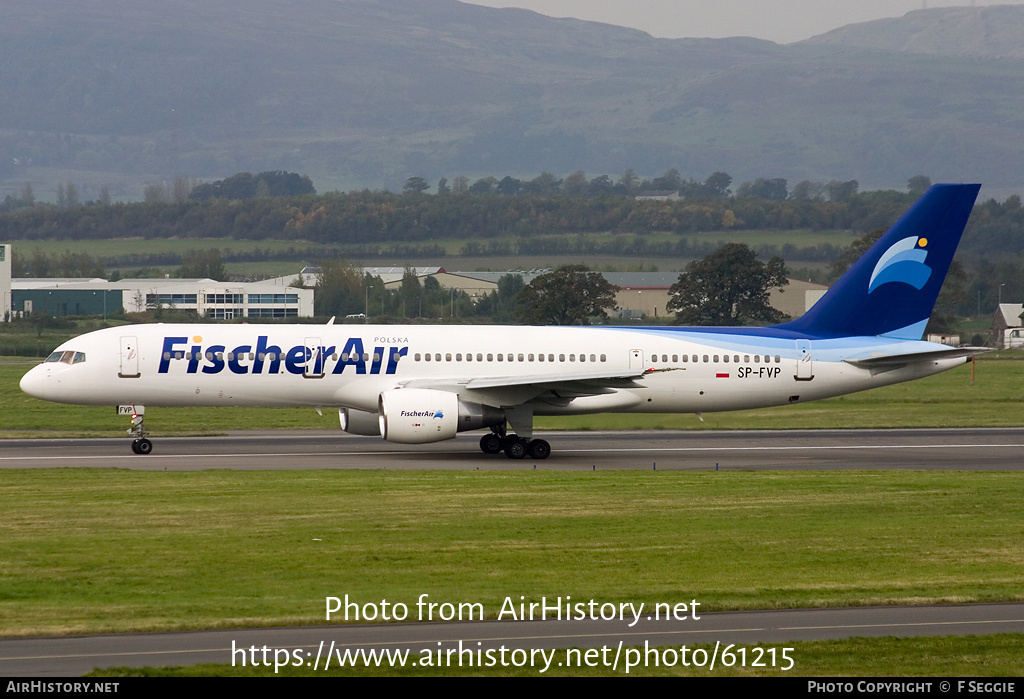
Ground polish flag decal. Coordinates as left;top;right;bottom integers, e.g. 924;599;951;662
716;373;730;378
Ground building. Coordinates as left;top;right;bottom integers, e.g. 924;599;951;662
11;277;313;320
992;303;1024;348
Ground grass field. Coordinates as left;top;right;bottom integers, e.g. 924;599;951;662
2;469;1023;638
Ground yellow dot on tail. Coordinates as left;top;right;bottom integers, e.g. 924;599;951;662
917;237;927;247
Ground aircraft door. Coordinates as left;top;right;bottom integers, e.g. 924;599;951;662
304;337;325;378
119;336;140;378
795;340;814;381
629;349;644;370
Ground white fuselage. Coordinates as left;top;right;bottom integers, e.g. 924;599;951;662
20;323;965;417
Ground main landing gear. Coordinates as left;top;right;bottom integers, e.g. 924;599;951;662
127;409;153;455
479;428;550;460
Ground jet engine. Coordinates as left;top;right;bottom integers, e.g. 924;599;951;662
339;407;381;436
377;388;503;444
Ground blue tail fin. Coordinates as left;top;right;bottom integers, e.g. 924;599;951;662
775;183;980;339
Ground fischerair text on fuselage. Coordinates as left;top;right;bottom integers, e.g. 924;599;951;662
19;184;987;459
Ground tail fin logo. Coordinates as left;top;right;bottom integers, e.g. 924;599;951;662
868;236;932;293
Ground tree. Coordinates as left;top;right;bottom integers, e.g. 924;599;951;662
179;249;227;281
399;266;421;317
617;168;639;194
667;243;789;325
828;228;884;282
703;171;732;198
513;265;618;325
403;176;430;195
315;258;364;317
651;168;682;191
474;273;523;321
736;177;788;201
907;175;932;197
562;170;588;196
825;179;859;202
451;175;470;194
496;176;521;196
790;179;824;202
469;177;497;194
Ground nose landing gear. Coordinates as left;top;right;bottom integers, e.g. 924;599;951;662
126;408;153;455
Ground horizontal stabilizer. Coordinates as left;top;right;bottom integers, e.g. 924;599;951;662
845;346;991;369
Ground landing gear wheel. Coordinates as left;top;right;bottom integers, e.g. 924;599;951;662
527;439;551;460
132;438;153;455
480;433;503;455
503;437;527;459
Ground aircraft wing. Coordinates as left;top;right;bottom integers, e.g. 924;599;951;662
399;368;653;404
845;346;991;370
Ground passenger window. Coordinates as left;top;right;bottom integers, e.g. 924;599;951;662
487;353;493;361
774;355;781;363
497;354;503;362
518;353;524;362
445;353;452;362
723;355;729;363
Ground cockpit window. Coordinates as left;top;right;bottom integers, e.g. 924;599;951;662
44;350;85;364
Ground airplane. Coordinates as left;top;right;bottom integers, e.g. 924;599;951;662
20;183;985;459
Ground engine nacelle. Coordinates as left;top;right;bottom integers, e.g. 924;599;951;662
378;389;503;444
339;407;381;436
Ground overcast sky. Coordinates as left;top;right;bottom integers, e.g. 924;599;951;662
464;1;1024;43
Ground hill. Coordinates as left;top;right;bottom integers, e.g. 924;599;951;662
804;5;1024;60
2;0;1024;198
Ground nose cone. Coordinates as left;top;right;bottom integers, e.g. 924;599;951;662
20;365;48;400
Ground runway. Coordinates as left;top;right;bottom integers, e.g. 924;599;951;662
1;427;1023;470
3;603;1024;676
